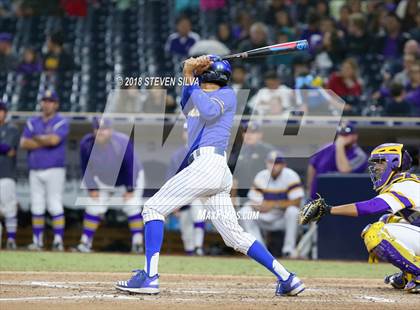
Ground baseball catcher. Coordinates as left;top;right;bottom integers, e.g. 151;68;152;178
300;143;420;293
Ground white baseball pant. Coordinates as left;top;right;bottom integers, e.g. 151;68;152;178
0;178;18;242
178;198;205;252
29;168;65;216
385;223;420;255
239;202;299;254
84;170;145;217
0;178;17;218
143;149;256;254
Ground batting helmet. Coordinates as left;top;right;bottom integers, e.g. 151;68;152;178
199;55;231;86
368;143;413;191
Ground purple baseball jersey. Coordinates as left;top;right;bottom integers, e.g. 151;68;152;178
80;131;142;191
309;142;368;199
165;32;200;57
22;114;69;170
180;84;236;152
405;86;420;115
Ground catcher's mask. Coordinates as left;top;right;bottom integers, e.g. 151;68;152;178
368;143;412;191
198;54;231;86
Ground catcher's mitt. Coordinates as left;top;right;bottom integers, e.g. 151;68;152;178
299;195;331;225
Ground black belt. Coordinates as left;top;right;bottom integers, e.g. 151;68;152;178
187;147;225;165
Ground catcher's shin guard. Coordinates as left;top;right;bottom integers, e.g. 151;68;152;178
361;222;420;276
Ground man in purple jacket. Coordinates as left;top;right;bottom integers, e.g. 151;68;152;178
20;90;69;251
76;117;144;254
307;122;368;199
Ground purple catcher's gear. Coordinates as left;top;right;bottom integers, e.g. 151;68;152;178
372;239;420;277
404;275;420;293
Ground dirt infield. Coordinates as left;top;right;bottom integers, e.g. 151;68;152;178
0;272;418;310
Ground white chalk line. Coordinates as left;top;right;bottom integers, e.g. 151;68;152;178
0;280;408;304
0;294;138;302
0;281;109;289
359;295;396;303
0;281;335;293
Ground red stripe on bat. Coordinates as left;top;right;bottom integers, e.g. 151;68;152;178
269;42;297;51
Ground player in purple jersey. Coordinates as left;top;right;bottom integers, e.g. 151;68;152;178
76;118;145;253
307;122;368;199
20;90;69;251
116;55;305;296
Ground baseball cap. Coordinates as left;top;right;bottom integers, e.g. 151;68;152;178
266;150;285;164
337;122;356;136
41;90;59;102
242;120;262;132
0;33;12;43
92;116;112;129
0;100;8;112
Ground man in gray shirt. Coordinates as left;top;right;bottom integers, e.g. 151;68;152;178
230;121;274;203
0;33;17;73
0;100;19;249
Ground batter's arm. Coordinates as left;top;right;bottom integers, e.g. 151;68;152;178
190;87;224;120
180;86;195;115
183;56;223;120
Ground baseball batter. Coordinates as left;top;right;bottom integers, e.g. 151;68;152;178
20;90;69;251
300;143;420;293
239;150;303;257
166;124;205;255
76;118;144;253
116;55;305;296
0;101;19;250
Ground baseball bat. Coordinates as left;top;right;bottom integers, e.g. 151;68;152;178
220;40;309;60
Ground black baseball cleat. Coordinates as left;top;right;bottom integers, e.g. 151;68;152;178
384;272;407;289
6;239;17;250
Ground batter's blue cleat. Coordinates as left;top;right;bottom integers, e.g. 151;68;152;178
275;273;305;296
115;270;159;294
